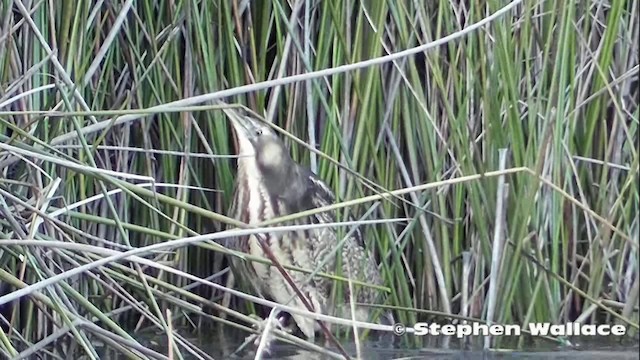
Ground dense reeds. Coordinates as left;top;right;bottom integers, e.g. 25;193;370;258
0;0;638;358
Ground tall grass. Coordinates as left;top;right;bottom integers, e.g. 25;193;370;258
0;0;638;358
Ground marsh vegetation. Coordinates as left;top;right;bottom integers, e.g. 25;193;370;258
0;0;638;359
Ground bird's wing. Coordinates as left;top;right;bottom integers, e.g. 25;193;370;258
303;170;366;249
292;167;365;256
301;170;385;304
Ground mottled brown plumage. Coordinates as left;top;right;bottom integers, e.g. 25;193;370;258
223;107;392;339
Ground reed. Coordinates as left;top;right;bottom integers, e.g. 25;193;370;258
0;0;637;358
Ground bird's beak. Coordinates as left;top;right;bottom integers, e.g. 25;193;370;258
222;108;261;141
223;107;263;156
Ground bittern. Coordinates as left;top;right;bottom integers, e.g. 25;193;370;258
223;107;393;340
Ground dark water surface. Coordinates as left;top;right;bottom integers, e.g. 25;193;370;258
96;326;639;360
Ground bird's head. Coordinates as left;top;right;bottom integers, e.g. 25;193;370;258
224;107;295;182
224;106;316;212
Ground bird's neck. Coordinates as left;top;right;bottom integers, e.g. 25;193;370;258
236;155;296;189
236;157;259;181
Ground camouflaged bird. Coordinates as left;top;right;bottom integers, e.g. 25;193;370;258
223;107;393;339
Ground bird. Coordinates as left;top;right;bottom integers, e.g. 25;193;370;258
222;106;393;341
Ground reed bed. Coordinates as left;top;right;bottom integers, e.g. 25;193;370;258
0;0;638;359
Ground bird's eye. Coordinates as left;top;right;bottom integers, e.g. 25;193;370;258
255;129;263;136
